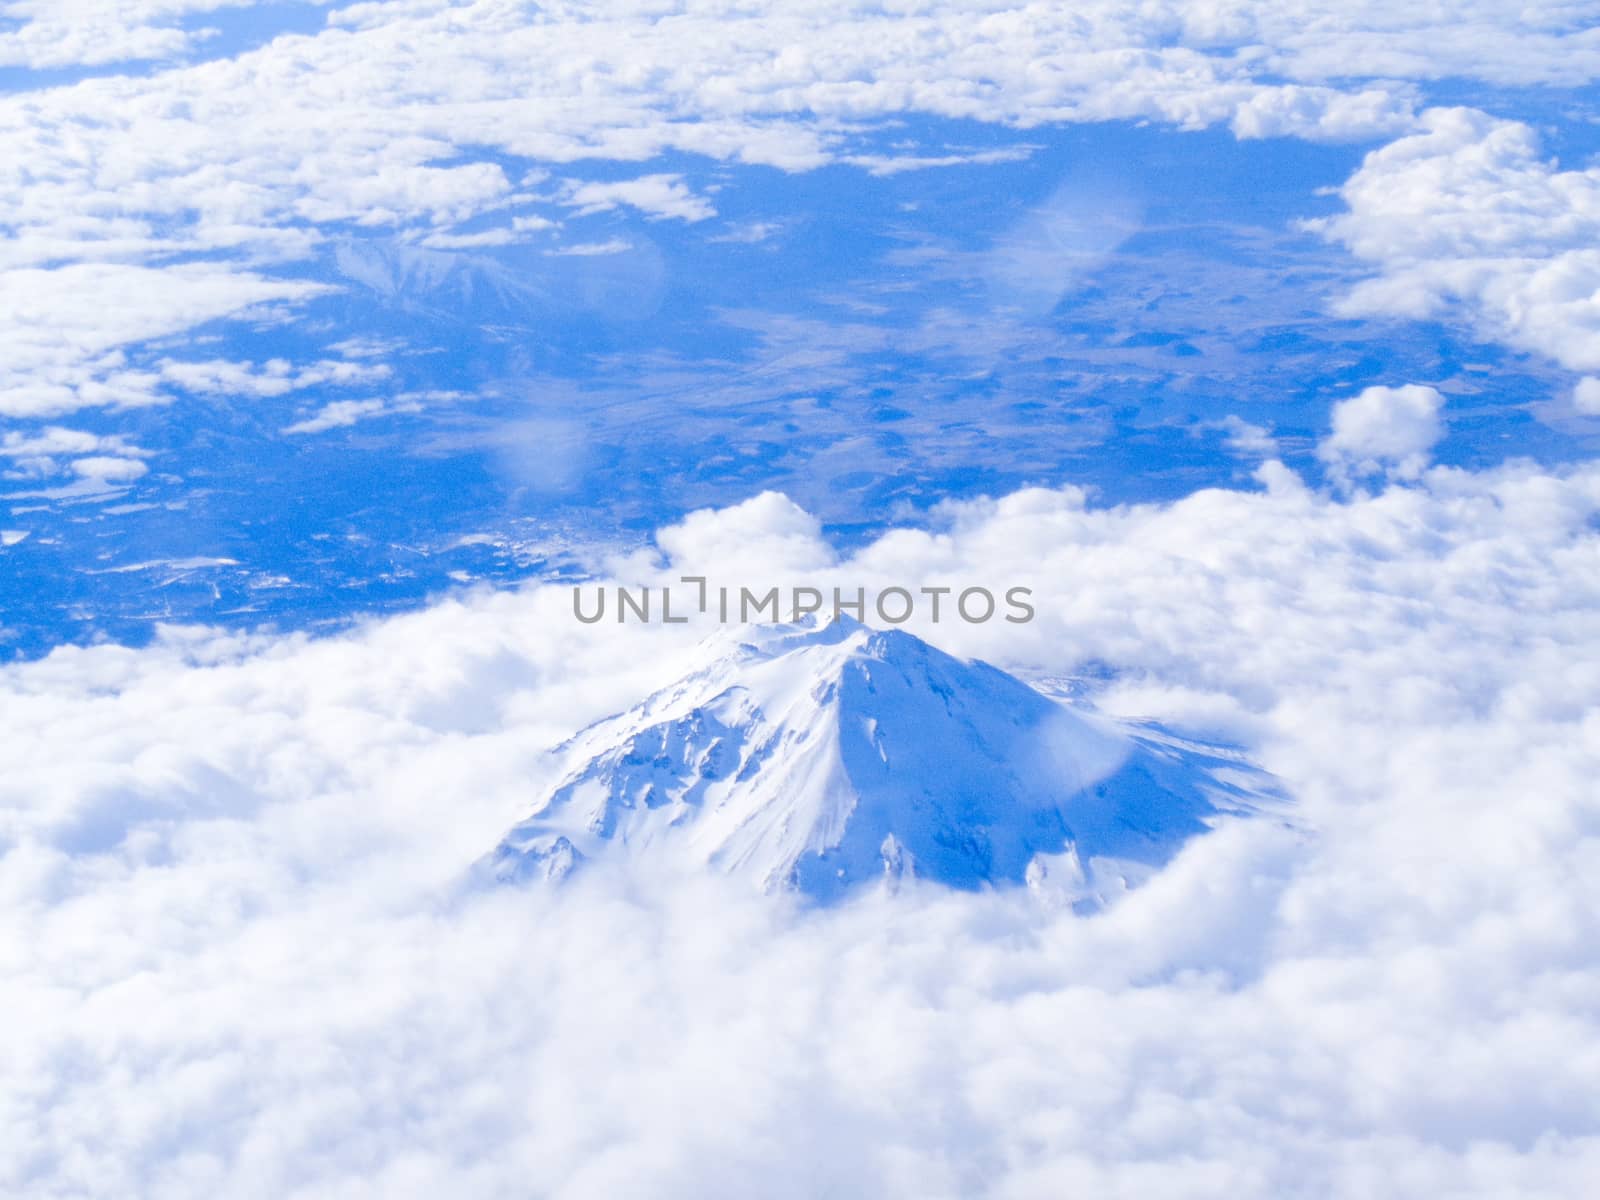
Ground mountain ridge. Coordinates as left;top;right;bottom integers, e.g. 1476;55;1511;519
483;617;1277;904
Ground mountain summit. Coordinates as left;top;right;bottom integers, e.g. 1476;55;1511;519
484;618;1274;904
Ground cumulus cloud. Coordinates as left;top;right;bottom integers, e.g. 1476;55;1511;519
1310;107;1600;373
0;264;329;418
1;425;152;486
9;0;1600;100
1;425;146;461
69;454;151;486
1317;383;1444;484
562;174;717;222
4;465;1600;1194
1180;1;1600;89
649;490;836;576
1218;415;1278;459
0;0;1423;297
0;0;269;69
1573;377;1600;416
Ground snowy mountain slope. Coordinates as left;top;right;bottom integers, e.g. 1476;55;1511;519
483;617;1277;904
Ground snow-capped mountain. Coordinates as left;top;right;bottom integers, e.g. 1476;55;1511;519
483;617;1276;904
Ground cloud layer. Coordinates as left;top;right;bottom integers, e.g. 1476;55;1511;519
1312;107;1600;377
5;462;1600;1195
2;1;1597;427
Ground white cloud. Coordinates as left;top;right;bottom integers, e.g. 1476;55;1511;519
841;145;1041;176
326;335;403;360
651;490;835;577
159;356;391;398
1;426;143;460
69;454;150;485
415;227;527;249
1218;415;1277;458
0;264;329;418
282;395;424;434
1198;1;1600;89
562;174;717;223
543;237;634;257
0;0;267;69
8;0;1598;98
1573;377;1600;416
1310;107;1600;373
3;464;1600;1193
1;425;152;484
439;226;527;248
707;221;783;245
1318;383;1444;484
3;2;1594;422
0;0;1431;296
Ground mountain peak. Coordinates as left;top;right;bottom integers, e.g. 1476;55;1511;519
712;611;867;659
484;621;1276;904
